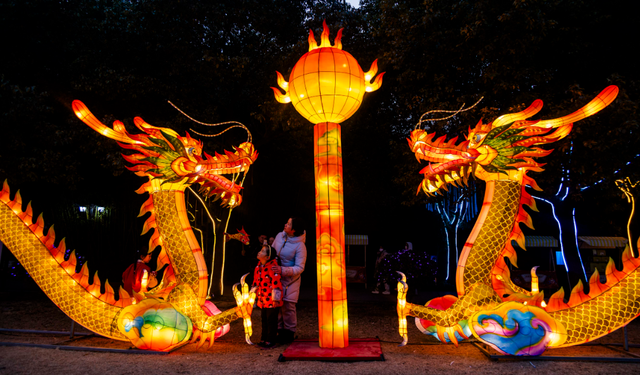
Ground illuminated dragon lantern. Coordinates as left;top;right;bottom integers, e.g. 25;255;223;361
0;100;258;351
396;86;640;356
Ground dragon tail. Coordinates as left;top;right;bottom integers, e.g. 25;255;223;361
0;180;131;340
546;244;640;347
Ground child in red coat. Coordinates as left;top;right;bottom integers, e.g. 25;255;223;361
253;244;283;348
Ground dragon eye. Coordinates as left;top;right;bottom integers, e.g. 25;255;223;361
475;134;482;143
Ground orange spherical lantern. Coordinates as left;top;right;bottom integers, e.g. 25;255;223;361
272;20;383;125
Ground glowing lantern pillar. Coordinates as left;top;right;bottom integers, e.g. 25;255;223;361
272;20;383;348
314;121;347;347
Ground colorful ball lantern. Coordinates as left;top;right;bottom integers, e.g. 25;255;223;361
272;20;383;349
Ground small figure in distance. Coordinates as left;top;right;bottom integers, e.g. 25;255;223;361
372;245;390;294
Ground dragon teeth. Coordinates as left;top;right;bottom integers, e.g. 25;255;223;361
451;171;460;181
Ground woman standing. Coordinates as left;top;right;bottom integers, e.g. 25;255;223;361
271;217;307;344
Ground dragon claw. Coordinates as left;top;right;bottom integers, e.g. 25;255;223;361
399;336;408;347
233;274;257;345
239;273;248;286
189;330;199;344
195;333;207;350
396;271;409;346
208;333;216;350
189;330;216;350
396;271;407;283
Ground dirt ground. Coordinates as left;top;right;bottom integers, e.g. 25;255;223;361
1;285;639;374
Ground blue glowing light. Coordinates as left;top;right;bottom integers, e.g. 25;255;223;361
533;197;568;273
572;207;588;279
580;153;639;191
532;197;588;280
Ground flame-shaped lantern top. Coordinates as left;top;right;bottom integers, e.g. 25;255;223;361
272;20;384;124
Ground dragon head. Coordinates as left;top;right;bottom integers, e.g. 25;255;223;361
73;100;257;207
408;86;618;196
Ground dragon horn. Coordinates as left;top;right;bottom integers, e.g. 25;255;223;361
72;100;145;145
492;99;544;128
534;85;619;129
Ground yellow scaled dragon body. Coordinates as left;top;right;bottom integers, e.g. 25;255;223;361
397;86;640;356
0;101;258;351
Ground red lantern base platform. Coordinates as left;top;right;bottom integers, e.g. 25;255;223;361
278;338;383;362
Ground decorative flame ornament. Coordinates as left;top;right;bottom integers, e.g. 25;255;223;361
272;20;384;349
